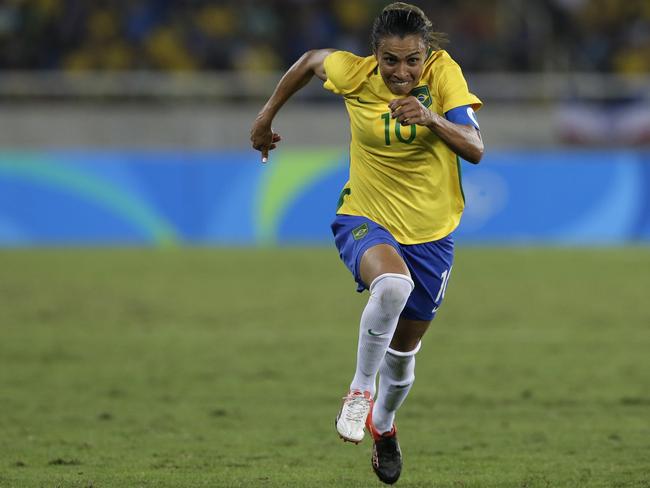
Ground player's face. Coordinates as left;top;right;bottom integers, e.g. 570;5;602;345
375;34;427;96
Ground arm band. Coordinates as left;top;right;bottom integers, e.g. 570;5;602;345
445;105;480;130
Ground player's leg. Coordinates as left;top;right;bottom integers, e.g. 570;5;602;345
337;243;414;443
351;244;413;393
367;235;454;483
371;237;454;433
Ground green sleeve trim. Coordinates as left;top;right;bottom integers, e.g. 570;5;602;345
336;188;351;211
456;155;465;204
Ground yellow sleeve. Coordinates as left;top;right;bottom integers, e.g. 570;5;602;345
323;51;371;96
436;54;483;113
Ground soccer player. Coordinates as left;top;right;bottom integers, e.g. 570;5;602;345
250;2;483;484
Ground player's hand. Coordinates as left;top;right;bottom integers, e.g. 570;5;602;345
250;115;282;163
389;96;435;127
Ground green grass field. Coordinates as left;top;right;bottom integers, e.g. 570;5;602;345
0;247;648;488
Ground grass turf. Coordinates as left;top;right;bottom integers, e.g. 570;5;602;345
0;247;648;487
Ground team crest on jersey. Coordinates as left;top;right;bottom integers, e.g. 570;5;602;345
352;223;369;240
411;85;432;108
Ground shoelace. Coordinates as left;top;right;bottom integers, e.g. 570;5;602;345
342;394;371;422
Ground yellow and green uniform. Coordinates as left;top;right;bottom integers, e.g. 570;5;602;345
323;50;482;244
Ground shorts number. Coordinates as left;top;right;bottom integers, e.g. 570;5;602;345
381;113;416;145
435;267;452;303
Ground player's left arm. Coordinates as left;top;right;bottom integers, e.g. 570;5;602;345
389;98;484;164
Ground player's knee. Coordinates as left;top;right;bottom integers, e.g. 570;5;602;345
369;273;414;316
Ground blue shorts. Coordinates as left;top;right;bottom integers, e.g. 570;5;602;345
331;214;454;321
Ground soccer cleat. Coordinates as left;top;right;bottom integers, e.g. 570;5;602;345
366;409;402;484
335;390;373;443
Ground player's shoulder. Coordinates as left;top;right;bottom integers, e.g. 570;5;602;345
424;49;461;74
422;49;468;91
325;50;375;71
324;50;376;95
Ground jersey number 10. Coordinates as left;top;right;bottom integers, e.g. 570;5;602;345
381;113;416;145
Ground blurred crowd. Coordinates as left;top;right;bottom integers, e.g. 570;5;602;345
0;0;649;73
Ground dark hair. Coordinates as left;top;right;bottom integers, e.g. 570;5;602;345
371;2;447;52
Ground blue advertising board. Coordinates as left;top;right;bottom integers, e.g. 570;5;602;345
0;149;649;246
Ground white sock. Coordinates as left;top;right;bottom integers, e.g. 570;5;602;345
372;344;420;434
349;273;414;395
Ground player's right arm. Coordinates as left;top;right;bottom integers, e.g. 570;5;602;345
250;49;335;163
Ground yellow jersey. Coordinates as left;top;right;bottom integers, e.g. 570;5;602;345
323;50;482;244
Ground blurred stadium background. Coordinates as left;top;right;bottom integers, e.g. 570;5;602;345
0;0;649;245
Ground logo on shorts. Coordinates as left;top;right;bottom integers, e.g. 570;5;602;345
410;85;432;108
352;223;369;240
